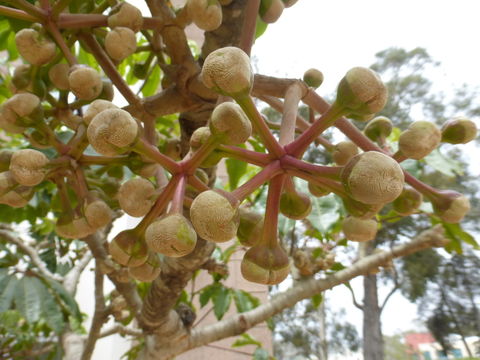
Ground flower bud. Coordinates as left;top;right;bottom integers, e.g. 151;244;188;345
108;229;149;267
364;116;393;142
332;141;359;166
259;0;284;23
201;46;253;97
241;244;290;285
190;127;212;151
108;2;143;32
87;108;139;156
118;178;156;217
190;190;239;243
83;100;119;125
145;214;197;257
308;182;330;197
398;121;441;160
279;191;312;220
303;68;324;88
341;151;404;205
9;149;49;186
48;63;70;91
335;67;387;119
237;207;263;247
209;102;252;145
68;65;103;101
128;252;161;282
15;28;56;65
430;190;470;224
441;117;477;144
105;27;137;61
342;216;377;242
393;187;423;216
187;0;223;31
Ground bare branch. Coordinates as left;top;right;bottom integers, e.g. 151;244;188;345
63;250;93;295
346;282;364;311
98;324;143;339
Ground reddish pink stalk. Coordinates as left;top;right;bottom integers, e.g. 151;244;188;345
262;174;286;247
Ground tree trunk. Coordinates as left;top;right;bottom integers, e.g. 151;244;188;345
362;242;384;360
317;300;328;360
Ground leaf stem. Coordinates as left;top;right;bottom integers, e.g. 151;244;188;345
231;160;282;201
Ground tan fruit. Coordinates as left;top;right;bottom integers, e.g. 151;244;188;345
3;93;42;127
341;151;404;205
0;107;26;133
83;100;119;125
145;213;197;257
55;215;96;239
105;27;137;61
364;116;393;142
308;182;330;197
108;2;143;32
237;207;263;247
128;253;161;282
342;216;377;242
48;63;70;90
393;187;423;216
118;178;156;217
201;46;253;97
68;66;103;100
87;108;139;156
190;190;239;243
108;229;149;267
190;126;212;151
12;64;31;90
279;191;312;220
15;28;56;65
332;141;359;166
84;198;113;229
303;68;324;88
398;121;441;159
9;149;49;186
209;102;252;145
241;244;290;285
260;0;284;23
441;117;477;144
187;0;223;31
431;190;470;224
342;197;384;219
0;185;34;208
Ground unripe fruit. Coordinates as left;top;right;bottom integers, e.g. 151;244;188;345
55;215;95;239
0;151;13;172
48;63;70;90
0;171;18;196
335;67;387;119
190;190;239;243
105;27;137;61
209;102;252;145
108;2;143;32
108;229;149;267
341;151;404;205
0;107;26;133
342;197;383;219
308;182;330;197
364;116;393;142
83;100;119;125
237;207;263;247
9;149;49;186
99;79;114;101
190;127;212;151
303;68;324;88
84;198;113;229
279;191;312;220
0;185;34;208
118;178;156;217
3;93;42;126
15;28;56;65
68;66;103;100
128;253;161;282
332;141;359;166
259;0;284;24
87;108;139;156
398;121;441;160
431;190;470;224
393;187;423;216
12;64;32;90
145;214;197;257
241;244;290;285
201;46;253;97
342;216;377;242
441;117;477;144
187;0;223;31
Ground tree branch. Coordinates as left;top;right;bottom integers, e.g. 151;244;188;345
98;324;143;339
346;282;364;311
63;250;93;295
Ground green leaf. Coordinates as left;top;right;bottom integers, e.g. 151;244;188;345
424;149;464;177
46;279;82;319
232;333;262;348
40;286;65;334
14;277;43;323
212;286;232;320
442;222;478;251
199;284;216;308
255;17;268;39
0;275;17;312
307;193;341;233
253;348;270;360
311;293;323;308
226;157;248;191
141;66;161;97
233;290;259;313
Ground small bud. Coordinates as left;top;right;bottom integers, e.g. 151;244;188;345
201;46;253;97
393;187;423;216
341;151;404;205
83;100;119;125
118;178;156;217
48;63;70;91
430;190;470;224
145;214;197;257
190;127;212;151
87;108;139;156
335;67;387;119
308;182;330;197
398;121;441;160
237;207;263;247
105;27;137;61
332;141;359;166
441;117;477;144
364;116;393;142
241;244;290;285
68;65;103;101
303;68;324;88
9;149;49;187
160;137;182;160
128;253;161;282
342;216;377;242
99;79;114;101
108;2;143;32
279;191;312;220
209;102;252;145
187;0;223;31
190;190;239;243
109;230;149;267
259;0;284;23
15;28;56;65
